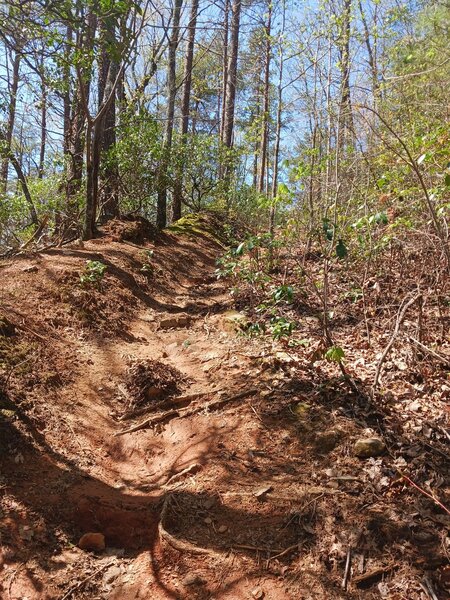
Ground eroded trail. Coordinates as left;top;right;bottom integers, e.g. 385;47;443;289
1;224;448;600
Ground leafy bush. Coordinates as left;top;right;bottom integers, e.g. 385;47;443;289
79;261;107;286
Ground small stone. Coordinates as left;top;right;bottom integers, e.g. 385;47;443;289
252;586;264;599
275;351;297;364
354;438;385;458
159;314;191;329
204;517;213;525
254;485;272;500
78;532;105;552
220;310;248;333
292;402;310;418
314;430;341;453
22;265;38;273
202;351;220;362
217;525;228;533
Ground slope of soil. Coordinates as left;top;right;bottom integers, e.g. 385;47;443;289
0;220;448;599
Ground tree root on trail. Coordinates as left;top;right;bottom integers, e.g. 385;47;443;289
115;388;258;436
158;494;223;558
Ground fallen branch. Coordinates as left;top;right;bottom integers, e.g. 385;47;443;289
407;336;450;366
268;543;300;561
373;293;422;389
352;564;397;588
115;388;258;436
400;472;450;516
233;543;283;554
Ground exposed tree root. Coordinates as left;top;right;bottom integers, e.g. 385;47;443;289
158;494;223;558
115;388;258;436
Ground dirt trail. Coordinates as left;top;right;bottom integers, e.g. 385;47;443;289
1;224;448;599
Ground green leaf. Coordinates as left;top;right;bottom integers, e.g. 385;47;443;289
336;239;348;259
325;346;345;363
445;173;450;187
234;242;245;256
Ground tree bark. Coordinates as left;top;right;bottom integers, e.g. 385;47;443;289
173;0;199;222
257;2;272;194
220;0;230;143
1;48;21;192
38;72;47;179
222;0;241;149
98;18;120;220
156;0;183;230
0;129;38;225
338;0;353;149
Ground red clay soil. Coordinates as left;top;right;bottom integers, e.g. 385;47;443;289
0;221;448;599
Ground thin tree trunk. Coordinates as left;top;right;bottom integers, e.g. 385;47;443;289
269;0;286;237
98;18;120;220
38;78;47;179
0;129;38;225
220;0;230;143
358;0;380;102
1;48;21;192
156;0;183;229
173;0;199;221
257;2;272;194
338;0;353;149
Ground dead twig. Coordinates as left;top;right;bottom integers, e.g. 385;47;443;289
8;561;25;600
352;564;397;587
399;472;450;516
407;336;450;366
115;388;258;436
341;546;352;590
60;559;116;600
269;543;300;561
420;576;439;600
373;293;422;389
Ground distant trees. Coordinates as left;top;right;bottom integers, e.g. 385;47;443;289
0;0;448;257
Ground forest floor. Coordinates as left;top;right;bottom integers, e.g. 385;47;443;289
0;216;449;600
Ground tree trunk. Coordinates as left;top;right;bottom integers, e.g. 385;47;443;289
338;0;353;149
1;48;21;192
0;129;38;225
98;18;120;220
220;0;230;143
358;0;380;102
257;2;272;194
156;0;183;230
222;0;241;149
38;78;47;179
173;0;199;222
